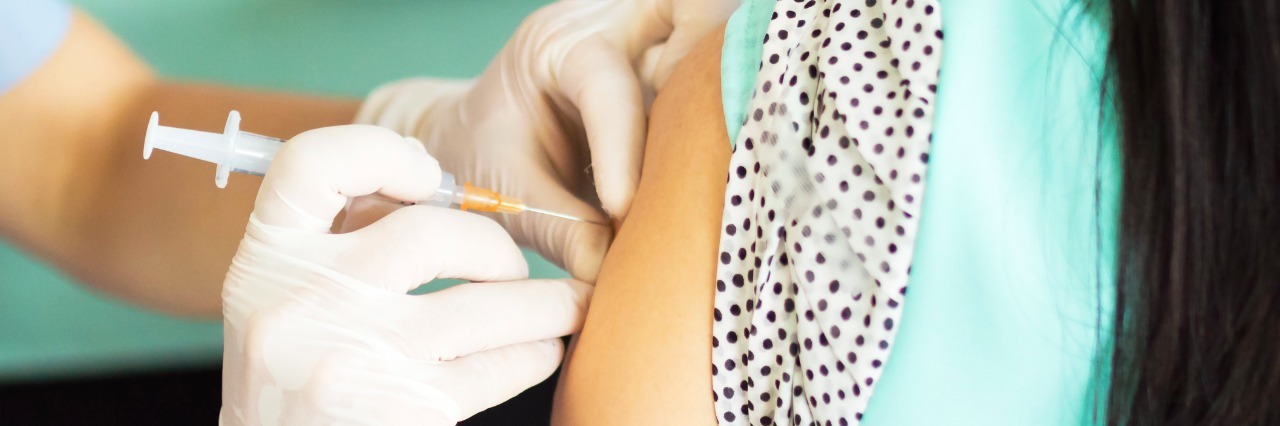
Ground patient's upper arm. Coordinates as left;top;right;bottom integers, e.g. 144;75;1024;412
551;26;729;426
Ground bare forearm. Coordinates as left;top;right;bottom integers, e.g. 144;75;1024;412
0;11;359;316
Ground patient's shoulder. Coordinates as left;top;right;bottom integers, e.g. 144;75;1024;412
650;26;727;136
550;25;730;426
642;25;730;186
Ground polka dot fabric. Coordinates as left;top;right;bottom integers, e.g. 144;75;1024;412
710;1;942;424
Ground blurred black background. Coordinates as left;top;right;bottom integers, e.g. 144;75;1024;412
0;365;558;425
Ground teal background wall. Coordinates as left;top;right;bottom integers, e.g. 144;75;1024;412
0;0;559;382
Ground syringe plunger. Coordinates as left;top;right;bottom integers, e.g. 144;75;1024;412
145;111;281;188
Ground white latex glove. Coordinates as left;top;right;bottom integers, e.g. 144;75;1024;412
355;0;739;281
220;125;591;426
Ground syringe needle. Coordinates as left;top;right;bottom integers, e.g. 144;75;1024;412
523;206;601;224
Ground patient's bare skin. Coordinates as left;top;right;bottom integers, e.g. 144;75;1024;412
551;26;728;426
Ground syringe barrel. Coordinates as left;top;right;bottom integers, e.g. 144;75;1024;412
225;132;463;209
229;132;282;176
426;172;464;208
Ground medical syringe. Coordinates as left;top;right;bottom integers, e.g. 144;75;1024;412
142;110;593;223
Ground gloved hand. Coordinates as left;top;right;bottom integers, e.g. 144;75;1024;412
355;0;739;281
220;125;591;426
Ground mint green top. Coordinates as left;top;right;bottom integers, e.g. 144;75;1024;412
721;1;1120;424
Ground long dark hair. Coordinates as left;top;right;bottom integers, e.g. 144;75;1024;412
1101;0;1280;424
